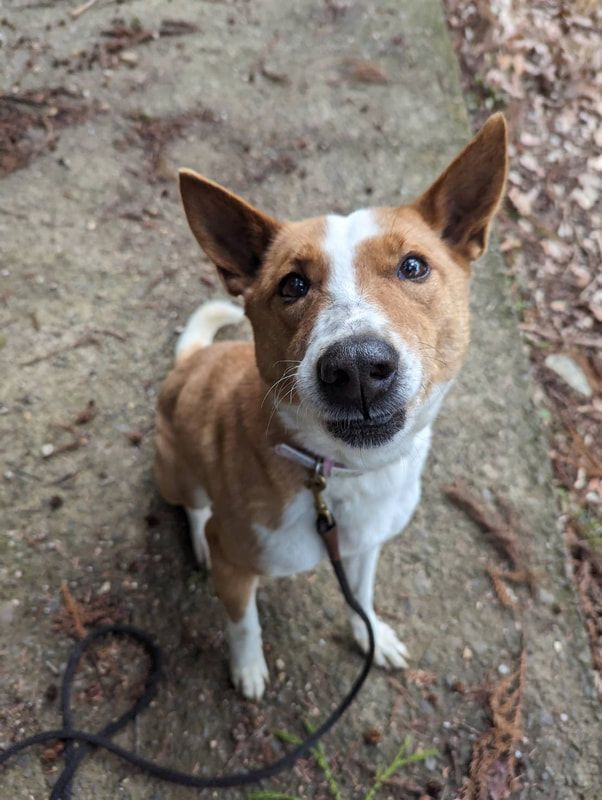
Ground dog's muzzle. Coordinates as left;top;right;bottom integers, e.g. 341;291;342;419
317;335;406;447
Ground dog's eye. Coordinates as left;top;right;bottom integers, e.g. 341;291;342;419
278;272;310;300
397;255;430;281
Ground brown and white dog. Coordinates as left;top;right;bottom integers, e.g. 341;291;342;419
154;114;508;700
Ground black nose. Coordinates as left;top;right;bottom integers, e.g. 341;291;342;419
317;336;399;417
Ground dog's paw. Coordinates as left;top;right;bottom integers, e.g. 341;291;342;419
350;616;409;669
230;654;269;701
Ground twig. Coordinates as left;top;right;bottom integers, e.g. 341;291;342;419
60;581;86;640
92;327;127;342
519;324;602;350
74;399;97;425
71;0;99;18
21;333;101;367
43;433;89;459
441;479;536;593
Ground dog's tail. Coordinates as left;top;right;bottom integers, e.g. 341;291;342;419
175;300;244;360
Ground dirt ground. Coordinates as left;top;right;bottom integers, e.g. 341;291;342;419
0;1;599;799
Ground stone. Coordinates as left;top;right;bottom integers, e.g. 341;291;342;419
544;353;593;397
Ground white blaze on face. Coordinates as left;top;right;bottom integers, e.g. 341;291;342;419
323;209;380;309
296;209;423;413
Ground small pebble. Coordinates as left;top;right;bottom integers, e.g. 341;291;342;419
41;443;55;458
462;646;473;660
544;353;593;398
560;712;568;723
99;581;111;595
119;50;139;65
498;663;510;676
553;640;563;653
0;601;15;625
275;658;285;671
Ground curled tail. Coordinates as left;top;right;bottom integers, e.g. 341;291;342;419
175;300;245;361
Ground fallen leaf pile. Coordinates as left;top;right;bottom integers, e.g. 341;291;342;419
0;87;96;177
443;0;601;503
443;0;602;708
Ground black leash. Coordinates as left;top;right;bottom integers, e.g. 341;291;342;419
0;488;375;798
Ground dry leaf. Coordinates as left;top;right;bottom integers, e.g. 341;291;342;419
508;186;538;216
341;58;389;84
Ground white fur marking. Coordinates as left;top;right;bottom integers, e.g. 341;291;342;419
343;546;409;668
176;299;244;359
256;422;432;576
323;209;379;307
186;506;212;567
226;586;269;701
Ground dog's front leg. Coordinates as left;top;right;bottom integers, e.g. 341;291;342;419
342;546;409;669
208;523;268;701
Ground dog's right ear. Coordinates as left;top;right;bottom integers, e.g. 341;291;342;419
179;169;281;296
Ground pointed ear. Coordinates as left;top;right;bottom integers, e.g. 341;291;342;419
414;113;508;262
179;169;281;295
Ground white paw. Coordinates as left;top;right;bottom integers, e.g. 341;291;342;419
230;655;269;701
350;616;409;669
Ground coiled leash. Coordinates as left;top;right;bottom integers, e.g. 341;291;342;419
0;453;375;798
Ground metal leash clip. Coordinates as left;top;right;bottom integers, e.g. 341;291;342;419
307;463;334;529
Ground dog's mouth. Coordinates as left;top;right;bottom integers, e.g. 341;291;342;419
325;408;406;447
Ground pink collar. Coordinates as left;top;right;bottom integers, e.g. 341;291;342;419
274;442;363;477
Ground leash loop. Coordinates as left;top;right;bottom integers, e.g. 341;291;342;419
0;476;374;796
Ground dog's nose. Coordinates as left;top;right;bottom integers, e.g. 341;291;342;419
317;336;399;416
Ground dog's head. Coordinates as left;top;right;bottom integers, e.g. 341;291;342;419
179;114;508;460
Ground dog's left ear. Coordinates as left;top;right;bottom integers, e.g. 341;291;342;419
179;169;281;295
415;113;508;262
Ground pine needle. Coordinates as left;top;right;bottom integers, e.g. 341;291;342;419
363;736;437;800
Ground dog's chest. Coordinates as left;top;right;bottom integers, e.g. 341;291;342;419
254;431;430;577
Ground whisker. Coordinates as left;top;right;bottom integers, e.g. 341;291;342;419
264;371;299;434
261;367;299;408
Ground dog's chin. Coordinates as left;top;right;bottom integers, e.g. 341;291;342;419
325;409;406;448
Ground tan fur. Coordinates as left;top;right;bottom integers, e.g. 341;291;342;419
358;206;471;401
154;342;308;615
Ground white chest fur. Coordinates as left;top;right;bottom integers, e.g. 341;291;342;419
254;427;432;577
